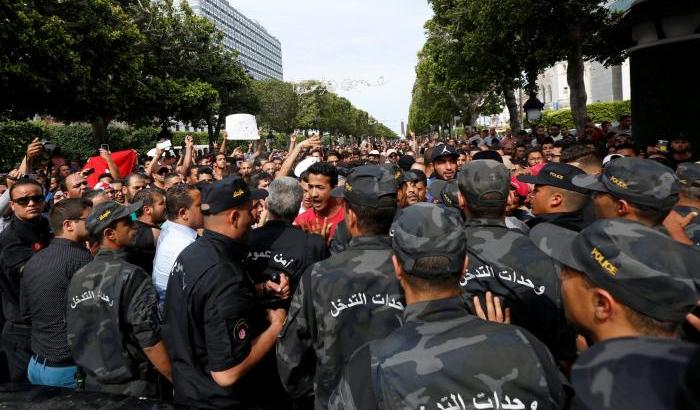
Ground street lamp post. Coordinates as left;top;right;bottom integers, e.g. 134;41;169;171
523;92;545;126
614;0;700;145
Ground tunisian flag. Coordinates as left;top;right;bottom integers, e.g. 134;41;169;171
83;150;138;187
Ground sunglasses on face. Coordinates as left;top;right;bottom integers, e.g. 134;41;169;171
13;195;45;206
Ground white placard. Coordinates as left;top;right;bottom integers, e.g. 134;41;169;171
225;114;260;140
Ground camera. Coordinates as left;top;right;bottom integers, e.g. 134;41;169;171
41;139;56;151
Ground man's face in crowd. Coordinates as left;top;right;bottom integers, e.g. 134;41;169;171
307;173;333;212
502;143;514;157
124;176;147;203
149;193;167;225
257;178;271;190
433;156;457;180
251;199;265;224
111;218;137;247
111;182;125;203
457;153;467;168
527;151;544;167
671;139;690;154
164;175;183;191
215;154;227;169
73;207;91;242
58;165;71;178
327;155;340;167
559;266;593;333
616;147;636;158
415;181;427;202
262;162;276;175
186;190;204;229
188;167;199;184
489;128;497;137
311;151;321;159
300;180;313;210
10;183;44;221
619;116;632;129
515;146;526;159
561;126;570;137
198;173;214;183
388;153;399;164
239;161;253;177
548;125;560;136
368;155;380;165
65;173;88;198
535;126;545;137
49;177;59;192
550;147;562;163
399;181;420;207
273;159;282;171
199;157;211;167
591;192;620;219
542;143;554;156
0;183;7;197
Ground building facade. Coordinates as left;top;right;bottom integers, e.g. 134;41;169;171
187;0;283;81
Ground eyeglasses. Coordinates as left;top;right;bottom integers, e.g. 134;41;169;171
13;195;45;206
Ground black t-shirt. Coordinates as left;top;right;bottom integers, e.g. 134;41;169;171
126;220;159;275
162;230;263;409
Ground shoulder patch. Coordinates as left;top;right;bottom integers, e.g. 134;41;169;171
234;319;250;342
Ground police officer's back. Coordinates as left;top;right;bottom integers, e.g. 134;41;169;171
456;160;573;362
330;204;570;410
66;200;171;396
247;177;328;294
277;165;405;409
532;219;700;409
162;176;284;409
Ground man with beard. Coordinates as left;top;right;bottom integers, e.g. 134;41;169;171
667;135;697;170
61;172;89;199
122;173;148;204
0;179;52;381
126;188;167;274
397;170;426;208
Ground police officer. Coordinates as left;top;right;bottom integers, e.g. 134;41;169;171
162;176;283;409
277;165;404;409
0;178;51;382
329;203;571;410
66;200;171;396
517;162;591;231
531;219;700;409
247;176;327;300
572;157;679;228
457;160;574;362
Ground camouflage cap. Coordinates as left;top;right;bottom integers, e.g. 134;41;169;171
531;218;698;322
439;179;460;210
341;165;398;208
86;200;142;236
677;162;700;187
390;202;466;279
572;157;679;210
457;159;510;208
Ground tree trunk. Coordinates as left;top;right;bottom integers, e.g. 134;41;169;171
90;116;110;146
567;44;588;135
503;88;521;133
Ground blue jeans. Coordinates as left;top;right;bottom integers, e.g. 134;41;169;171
27;355;77;389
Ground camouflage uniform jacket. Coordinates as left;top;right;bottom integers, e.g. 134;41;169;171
461;218;574;361
277;235;405;409
570;337;697;410
329;297;571;410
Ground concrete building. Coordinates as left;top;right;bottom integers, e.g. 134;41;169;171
187;0;283;81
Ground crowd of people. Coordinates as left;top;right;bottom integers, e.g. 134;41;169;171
0;118;699;409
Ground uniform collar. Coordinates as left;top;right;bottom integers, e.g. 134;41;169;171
465;218;507;229
95;247;127;259
348;235;392;250
203;229;248;260
403;296;472;323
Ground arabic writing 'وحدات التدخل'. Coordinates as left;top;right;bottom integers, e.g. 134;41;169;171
418;391;537;410
330;292;404;318
460;265;545;296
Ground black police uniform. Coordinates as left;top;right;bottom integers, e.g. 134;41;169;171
0;215;51;382
163;230;266;409
246;219;328;292
66;248;162;396
126;220;160;274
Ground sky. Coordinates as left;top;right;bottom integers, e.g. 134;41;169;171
230;0;434;135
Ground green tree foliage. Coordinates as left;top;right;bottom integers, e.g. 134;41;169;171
541;100;631;128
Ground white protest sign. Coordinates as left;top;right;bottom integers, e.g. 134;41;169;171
225;114;259;140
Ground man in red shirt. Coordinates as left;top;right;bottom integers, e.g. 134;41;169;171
294;162;345;243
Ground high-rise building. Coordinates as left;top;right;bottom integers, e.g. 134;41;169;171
187;0;283;80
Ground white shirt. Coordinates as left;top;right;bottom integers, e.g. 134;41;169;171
152;220;197;303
